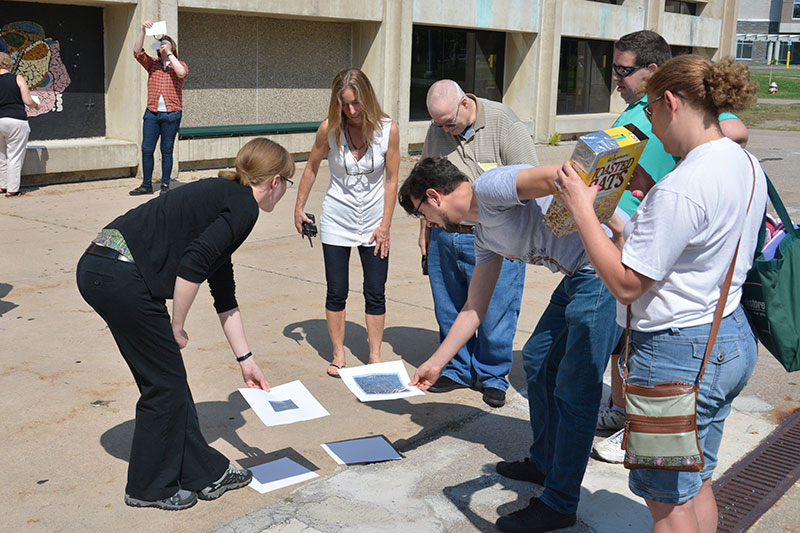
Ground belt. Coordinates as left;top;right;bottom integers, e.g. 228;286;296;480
451;224;475;234
86;242;135;263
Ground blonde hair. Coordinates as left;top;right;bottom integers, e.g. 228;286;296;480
218;138;295;187
327;68;389;149
0;52;12;71
645;55;758;116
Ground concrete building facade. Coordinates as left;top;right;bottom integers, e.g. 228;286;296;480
735;0;800;65
3;0;738;184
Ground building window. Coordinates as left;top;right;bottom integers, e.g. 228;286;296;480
778;41;800;64
665;1;698;15
671;45;693;57
409;25;505;121
794;0;800;19
736;41;754;60
557;38;612;115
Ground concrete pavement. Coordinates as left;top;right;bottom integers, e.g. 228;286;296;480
1;130;797;532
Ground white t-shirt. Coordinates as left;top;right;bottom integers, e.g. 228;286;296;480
474;164;619;275
621;137;768;331
321;118;392;246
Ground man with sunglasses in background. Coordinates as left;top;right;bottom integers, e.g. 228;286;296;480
591;30;750;464
417;79;539;408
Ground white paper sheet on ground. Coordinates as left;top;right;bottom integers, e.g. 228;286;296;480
248;457;318;494
239;380;329;427
338;360;424;402
145;21;168;36
321;435;402;465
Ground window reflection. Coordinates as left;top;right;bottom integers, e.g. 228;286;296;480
410;25;505;121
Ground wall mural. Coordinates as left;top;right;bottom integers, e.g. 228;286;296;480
1;21;71;117
1;2;105;140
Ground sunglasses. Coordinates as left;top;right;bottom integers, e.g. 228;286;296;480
612;63;646;78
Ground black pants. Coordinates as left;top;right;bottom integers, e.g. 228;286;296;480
76;252;228;500
322;243;389;314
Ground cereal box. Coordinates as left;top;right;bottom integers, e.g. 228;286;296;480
544;123;648;237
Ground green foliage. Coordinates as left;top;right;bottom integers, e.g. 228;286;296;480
548;132;561;146
736;103;800;131
751;70;800;99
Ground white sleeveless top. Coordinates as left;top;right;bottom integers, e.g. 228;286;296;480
321;118;392;247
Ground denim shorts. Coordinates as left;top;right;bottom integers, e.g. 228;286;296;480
624;306;757;504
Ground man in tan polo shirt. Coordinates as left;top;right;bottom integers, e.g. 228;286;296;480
419;80;538;407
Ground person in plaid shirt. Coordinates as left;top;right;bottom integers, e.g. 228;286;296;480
130;21;188;196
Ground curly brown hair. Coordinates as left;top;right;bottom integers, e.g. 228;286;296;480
645;55;758;116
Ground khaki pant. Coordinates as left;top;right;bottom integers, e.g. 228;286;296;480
0;117;30;194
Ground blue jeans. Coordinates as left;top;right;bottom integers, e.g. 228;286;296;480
627;306;757;504
428;227;525;391
522;269;622;514
141;109;182;187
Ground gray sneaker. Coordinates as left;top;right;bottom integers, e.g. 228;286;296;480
596;399;626;431
198;466;253;501
124;489;197;511
592;428;625;464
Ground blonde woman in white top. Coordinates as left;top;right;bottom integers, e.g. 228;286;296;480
294;68;400;377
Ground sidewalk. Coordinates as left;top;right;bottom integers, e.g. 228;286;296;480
0;133;796;532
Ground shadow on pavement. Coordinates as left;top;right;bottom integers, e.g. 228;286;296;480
451;467;649;533
370;398;532;456
0;283;18;317
283;319;441;368
99;391;265;462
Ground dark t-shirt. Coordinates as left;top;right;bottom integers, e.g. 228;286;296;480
0;72;27;121
108;177;259;312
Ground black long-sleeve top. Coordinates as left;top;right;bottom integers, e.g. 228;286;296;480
108;177;259;313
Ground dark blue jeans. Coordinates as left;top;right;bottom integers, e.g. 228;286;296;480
428;227;525;391
141;109;182;187
522;269;623;514
322;243;389;314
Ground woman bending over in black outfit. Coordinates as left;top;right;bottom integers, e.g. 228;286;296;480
77;138;295;510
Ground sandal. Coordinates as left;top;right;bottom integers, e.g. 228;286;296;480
326;363;345;378
5;191;21;198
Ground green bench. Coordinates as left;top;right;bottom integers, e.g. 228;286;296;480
179;121;321;140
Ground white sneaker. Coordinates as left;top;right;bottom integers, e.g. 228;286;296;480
596;400;626;431
593;428;625;464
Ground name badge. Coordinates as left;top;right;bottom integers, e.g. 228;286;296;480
479;162;498;172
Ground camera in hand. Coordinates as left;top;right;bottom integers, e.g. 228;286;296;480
302;213;318;247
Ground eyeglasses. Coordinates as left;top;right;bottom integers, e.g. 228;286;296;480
410;196;426;219
643;92;685;121
642;94;664;121
281;176;294;187
432;97;464;129
345;144;374;176
612;63;646;78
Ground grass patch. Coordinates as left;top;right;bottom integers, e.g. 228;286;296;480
751;69;800;99
737;103;800;131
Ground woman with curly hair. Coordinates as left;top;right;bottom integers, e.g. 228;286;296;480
557;56;767;532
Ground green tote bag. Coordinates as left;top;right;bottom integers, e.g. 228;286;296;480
741;176;800;372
